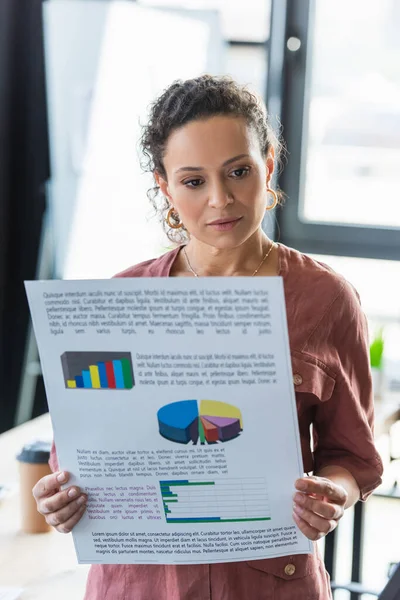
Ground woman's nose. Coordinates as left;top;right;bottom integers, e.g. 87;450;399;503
208;181;233;208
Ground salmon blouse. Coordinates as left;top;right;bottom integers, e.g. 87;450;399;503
49;243;383;600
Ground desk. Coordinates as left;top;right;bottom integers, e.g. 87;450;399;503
0;414;89;600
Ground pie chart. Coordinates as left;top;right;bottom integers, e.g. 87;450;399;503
157;400;243;445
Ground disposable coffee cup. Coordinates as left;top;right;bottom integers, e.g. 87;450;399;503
16;440;52;533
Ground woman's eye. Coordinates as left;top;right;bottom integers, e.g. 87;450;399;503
230;167;251;178
183;179;204;188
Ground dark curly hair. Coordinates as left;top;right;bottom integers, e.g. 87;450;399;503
140;74;284;243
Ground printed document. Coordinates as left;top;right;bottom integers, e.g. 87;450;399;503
25;276;312;564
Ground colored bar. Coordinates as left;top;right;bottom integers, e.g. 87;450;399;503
120;357;133;389
67;380;76;388
168;482;215;487
161;481;189;485
166;518;271;523
89;365;101;389
97;362;108;388
82;370;92;388
75;375;84;388
105;361;116;388
163;499;178;503
112;360;124;389
218;518;271;523
166;517;221;523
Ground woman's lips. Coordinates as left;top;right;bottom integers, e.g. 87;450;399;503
207;217;242;231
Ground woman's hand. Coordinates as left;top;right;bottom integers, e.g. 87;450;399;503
292;475;348;541
32;471;87;534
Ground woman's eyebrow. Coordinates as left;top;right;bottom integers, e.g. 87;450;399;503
175;154;250;174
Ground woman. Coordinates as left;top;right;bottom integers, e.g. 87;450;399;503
33;75;383;599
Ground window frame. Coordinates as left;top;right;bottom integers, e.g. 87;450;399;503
267;0;400;261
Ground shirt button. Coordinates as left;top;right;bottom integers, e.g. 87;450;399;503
284;563;296;576
293;373;303;386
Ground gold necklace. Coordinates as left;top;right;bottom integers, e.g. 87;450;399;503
183;241;276;278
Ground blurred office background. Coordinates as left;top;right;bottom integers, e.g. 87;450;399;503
0;0;399;598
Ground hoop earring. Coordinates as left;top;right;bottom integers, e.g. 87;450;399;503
266;187;278;211
166;207;183;229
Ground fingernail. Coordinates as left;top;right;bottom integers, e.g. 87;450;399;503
296;480;306;490
68;488;78;498
57;472;67;483
77;495;86;506
293;503;302;514
294;493;304;504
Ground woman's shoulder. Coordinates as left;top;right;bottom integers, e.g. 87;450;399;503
113;246;181;278
279;243;361;319
114;257;161;278
280;243;351;291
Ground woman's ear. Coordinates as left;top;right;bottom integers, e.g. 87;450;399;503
266;148;275;186
155;171;173;203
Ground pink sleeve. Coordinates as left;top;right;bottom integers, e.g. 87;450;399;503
49;440;59;472
312;283;383;500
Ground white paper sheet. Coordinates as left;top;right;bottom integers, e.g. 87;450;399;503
25;276;312;564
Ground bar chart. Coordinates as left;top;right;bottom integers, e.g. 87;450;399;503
61;351;134;390
160;478;271;523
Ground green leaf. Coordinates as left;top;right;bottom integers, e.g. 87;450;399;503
370;328;384;369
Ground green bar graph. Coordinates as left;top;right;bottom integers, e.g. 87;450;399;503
159;478;271;524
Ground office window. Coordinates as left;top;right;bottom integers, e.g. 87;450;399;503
225;45;267;95
270;0;400;260
45;1;271;278
311;254;400;384
138;0;271;42
138;0;271;96
304;1;400;228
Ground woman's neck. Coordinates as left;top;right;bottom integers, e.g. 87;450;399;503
183;230;273;277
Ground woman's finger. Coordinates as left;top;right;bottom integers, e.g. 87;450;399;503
54;503;87;534
293;502;337;537
295;476;347;505
45;495;87;528
292;509;326;541
32;471;70;501
293;492;344;520
38;486;84;516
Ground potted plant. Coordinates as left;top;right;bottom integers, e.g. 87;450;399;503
370;327;384;400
